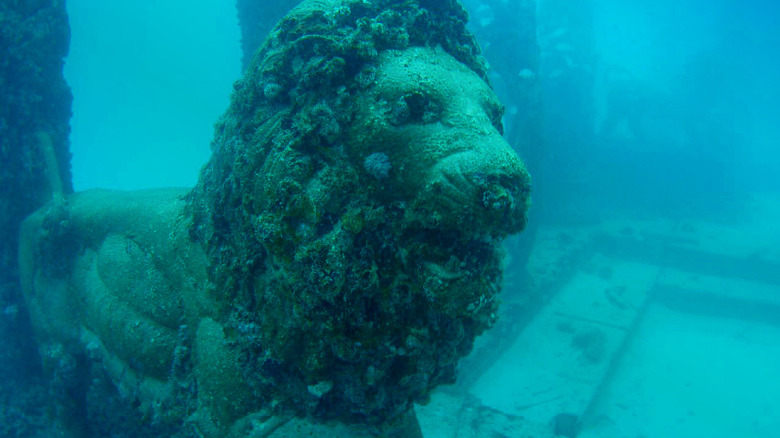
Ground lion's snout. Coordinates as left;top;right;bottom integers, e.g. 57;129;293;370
415;138;530;236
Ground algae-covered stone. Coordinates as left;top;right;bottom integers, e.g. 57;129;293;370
21;0;531;436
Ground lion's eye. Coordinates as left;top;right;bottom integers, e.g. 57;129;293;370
487;103;504;135
389;91;441;126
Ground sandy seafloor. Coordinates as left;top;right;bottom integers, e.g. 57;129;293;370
580;304;780;438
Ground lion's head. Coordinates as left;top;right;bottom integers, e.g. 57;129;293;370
188;0;530;424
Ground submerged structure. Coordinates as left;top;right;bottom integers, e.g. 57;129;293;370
235;0;301;71
20;0;531;436
0;2;72;432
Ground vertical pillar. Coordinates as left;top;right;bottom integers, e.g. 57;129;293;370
236;0;303;70
0;0;73;378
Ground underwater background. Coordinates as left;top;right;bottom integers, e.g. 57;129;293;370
1;0;779;436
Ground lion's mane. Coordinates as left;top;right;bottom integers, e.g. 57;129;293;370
187;0;527;424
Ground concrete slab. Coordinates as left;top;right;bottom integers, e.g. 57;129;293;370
468;257;659;427
416;392;556;438
579;303;780;438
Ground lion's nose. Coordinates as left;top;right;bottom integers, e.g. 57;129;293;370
478;174;518;215
466;163;530;234
416;139;530;235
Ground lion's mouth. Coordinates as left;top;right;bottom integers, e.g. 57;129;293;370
405;227;500;282
400;225;504;328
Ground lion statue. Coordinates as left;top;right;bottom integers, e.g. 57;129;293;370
19;0;530;436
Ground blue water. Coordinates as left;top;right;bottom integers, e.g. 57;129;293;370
591;0;780;193
65;0;240;190
3;0;779;437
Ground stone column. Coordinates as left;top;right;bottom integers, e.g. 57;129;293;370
235;0;303;70
0;0;73;380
